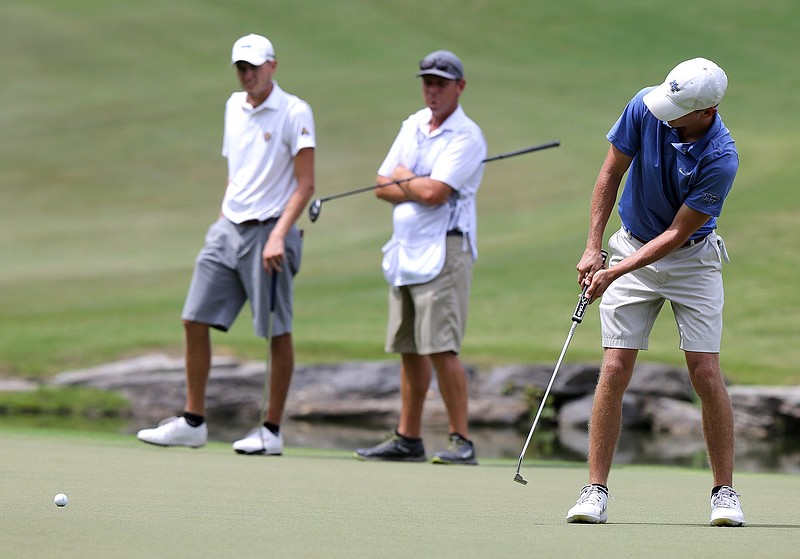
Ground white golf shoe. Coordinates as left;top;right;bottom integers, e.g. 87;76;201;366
232;426;284;455
136;416;207;448
710;486;745;527
566;484;609;523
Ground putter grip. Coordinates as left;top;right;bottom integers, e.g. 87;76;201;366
572;250;609;323
270;272;278;313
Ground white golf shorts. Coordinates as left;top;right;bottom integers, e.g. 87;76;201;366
600;227;728;353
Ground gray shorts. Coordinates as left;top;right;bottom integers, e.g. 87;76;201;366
385;236;473;355
600;227;726;353
182;217;302;338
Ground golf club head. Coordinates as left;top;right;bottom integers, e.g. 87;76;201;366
308;199;322;222
513;473;528;485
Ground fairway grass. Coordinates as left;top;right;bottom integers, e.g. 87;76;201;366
2;429;798;558
1;0;799;383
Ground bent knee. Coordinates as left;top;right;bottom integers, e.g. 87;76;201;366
598;351;636;390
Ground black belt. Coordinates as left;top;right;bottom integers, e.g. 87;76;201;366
239;217;280;226
446;229;466;237
628;230;707;248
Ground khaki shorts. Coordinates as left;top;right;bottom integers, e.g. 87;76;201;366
182;217;302;338
385;236;473;355
600;227;726;353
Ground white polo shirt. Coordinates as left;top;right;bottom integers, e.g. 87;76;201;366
378;105;487;260
221;81;316;223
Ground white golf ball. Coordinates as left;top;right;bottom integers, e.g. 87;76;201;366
54;493;68;507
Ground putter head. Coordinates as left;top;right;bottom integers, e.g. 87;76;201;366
513;473;528;485
308;199;322;222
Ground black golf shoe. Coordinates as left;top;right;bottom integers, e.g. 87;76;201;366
431;433;478;465
354;432;426;462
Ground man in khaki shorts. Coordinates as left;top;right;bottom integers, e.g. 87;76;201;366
354;50;487;465
569;58;745;526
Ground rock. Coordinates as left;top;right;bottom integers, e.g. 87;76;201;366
557;393;646;430
641;396;702;435
728;385;800;437
557;394;593;428
626;363;695;401
478;363;600;398
2;354;794;457
0;379;39;392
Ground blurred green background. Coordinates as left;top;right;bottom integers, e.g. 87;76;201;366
1;0;798;383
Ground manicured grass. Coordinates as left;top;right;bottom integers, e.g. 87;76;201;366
2;428;798;558
1;0;798;383
0;386;129;418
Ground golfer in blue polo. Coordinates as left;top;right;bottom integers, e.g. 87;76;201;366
569;57;745;527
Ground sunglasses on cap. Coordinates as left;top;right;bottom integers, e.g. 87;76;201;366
420;58;454;71
418;54;463;79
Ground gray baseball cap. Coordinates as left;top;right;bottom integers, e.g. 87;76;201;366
416;50;464;80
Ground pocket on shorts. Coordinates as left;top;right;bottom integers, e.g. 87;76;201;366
285;225;303;276
201;218;241;269
714;234;730;263
607;228;628;265
698;235;724;272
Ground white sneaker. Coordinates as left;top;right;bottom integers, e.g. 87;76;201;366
136;416;207;448
566;484;609;523
232;426;284;455
710;486;745;526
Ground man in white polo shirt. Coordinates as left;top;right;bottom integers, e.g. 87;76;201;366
354;50;487;465
137;34;315;455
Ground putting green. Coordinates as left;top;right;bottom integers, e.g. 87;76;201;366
2;428;798;558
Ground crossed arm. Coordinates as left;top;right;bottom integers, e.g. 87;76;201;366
374;165;453;206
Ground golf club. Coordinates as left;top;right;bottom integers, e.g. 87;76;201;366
307;140;560;223
257;272;278;452
513;250;608;486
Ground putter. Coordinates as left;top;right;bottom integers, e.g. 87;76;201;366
307;140;560;223
513;250;608;485
258;272;278;451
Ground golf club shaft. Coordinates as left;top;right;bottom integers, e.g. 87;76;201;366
260;273;278;425
318;174;428;203
514;250;607;482
317;140;560;203
514;321;578;475
481;140;560;163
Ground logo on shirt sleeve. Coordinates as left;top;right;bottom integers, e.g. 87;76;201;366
702;192;720;205
301;127;311;136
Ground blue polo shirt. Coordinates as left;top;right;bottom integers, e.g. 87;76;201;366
608;87;738;242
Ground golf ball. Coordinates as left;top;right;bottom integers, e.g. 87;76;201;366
54;493;68;507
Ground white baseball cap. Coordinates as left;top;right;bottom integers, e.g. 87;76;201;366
643;57;728;121
231;34;275;66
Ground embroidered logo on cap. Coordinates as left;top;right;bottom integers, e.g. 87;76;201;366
669;80;681;93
